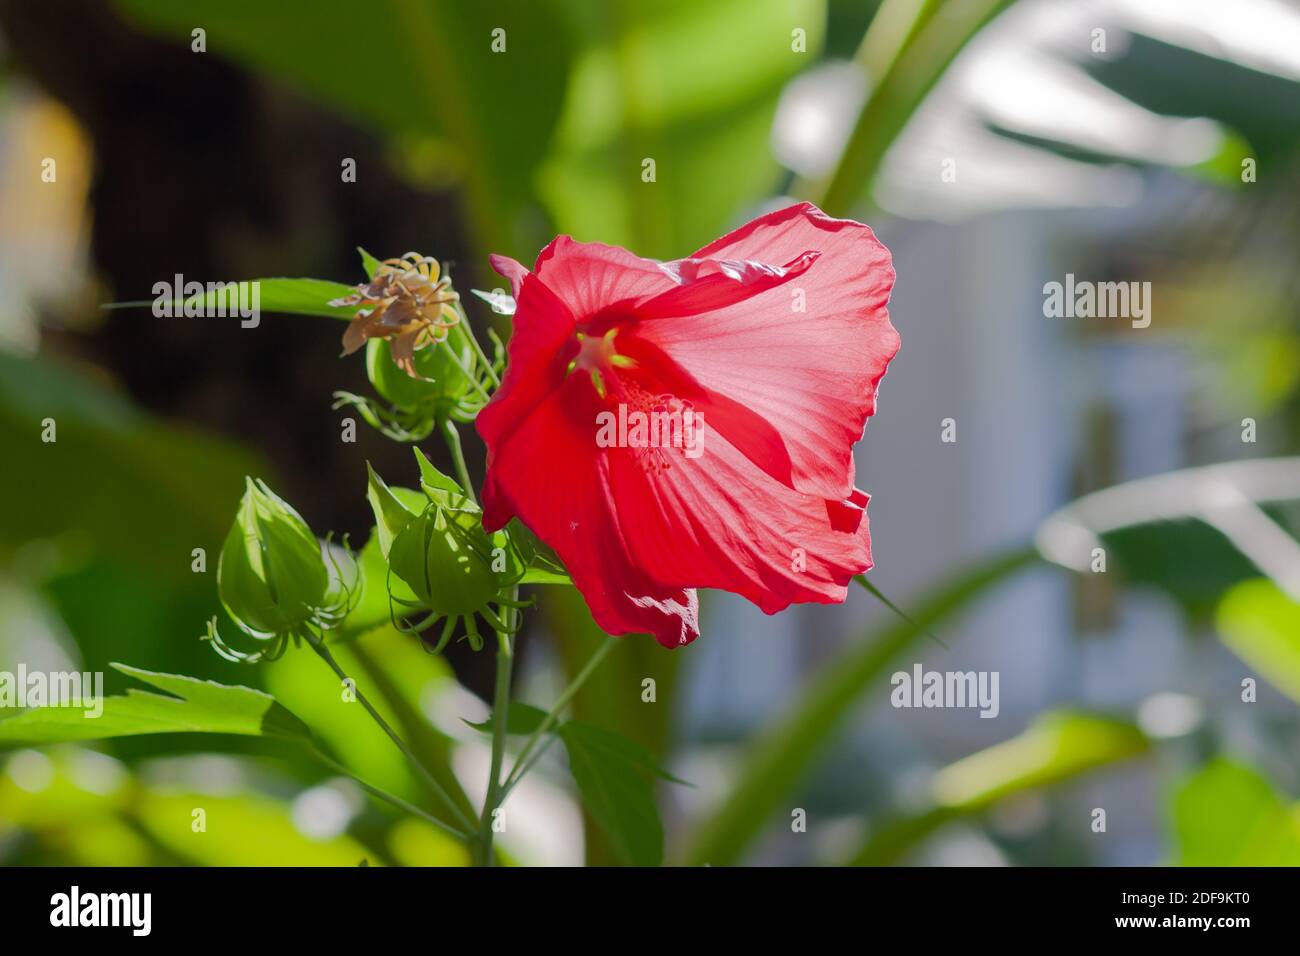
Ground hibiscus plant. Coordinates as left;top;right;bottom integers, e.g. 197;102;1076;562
171;203;895;866
16;0;1264;870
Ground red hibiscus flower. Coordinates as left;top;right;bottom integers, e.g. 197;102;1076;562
476;202;899;648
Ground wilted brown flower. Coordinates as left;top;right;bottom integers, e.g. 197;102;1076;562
331;253;461;375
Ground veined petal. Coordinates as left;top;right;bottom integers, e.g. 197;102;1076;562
481;376;700;647
476;202;898;648
532;236;681;320
634;251;818;319
608;430;873;614
637;201;898;500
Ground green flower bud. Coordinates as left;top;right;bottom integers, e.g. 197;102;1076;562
365;453;526;653
218;478;329;635
411;447;524;587
387;504;501;618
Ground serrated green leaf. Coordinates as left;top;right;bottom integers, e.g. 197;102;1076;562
561;720;688;787
463;702;548;736
466;707;683;865
559;720;669;867
0;663;311;747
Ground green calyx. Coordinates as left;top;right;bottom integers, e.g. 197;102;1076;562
366;326;475;412
333;320;501;444
366;450;526;632
217;478;331;636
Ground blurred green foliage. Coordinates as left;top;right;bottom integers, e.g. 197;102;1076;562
1171;759;1300;866
849;712;1149;865
115;0;576;254
1217;579;1300;705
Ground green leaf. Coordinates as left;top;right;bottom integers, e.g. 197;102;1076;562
930;712;1147;808
846;711;1150;865
540;587;678;865
181;278;359;320
0;664;311;747
467;706;683;865
558;720;669;867
414;447;471;505
357;246;383;279
463;702;548;736
1099;520;1261;619
509;519;572;586
1216;578;1300;704
1170;759;1300;866
680;546;1037;866
561;720;687;786
814;0;1015;214
366;464;419;559
1082;33;1300;168
520;566;572;586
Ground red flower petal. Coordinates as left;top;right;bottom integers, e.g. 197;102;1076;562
476;269;575;465
532;237;681;318
482;376;700;647
607;430;874;615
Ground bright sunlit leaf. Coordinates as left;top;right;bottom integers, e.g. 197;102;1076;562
0;664;310;747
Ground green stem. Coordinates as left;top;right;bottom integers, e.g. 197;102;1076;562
473;607;515;866
440;418;477;505
440;336;493;403
456;300;502;389
501;731;559;801
502;637;616;795
305;632;476;832
309;748;472;841
349;638;478;825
